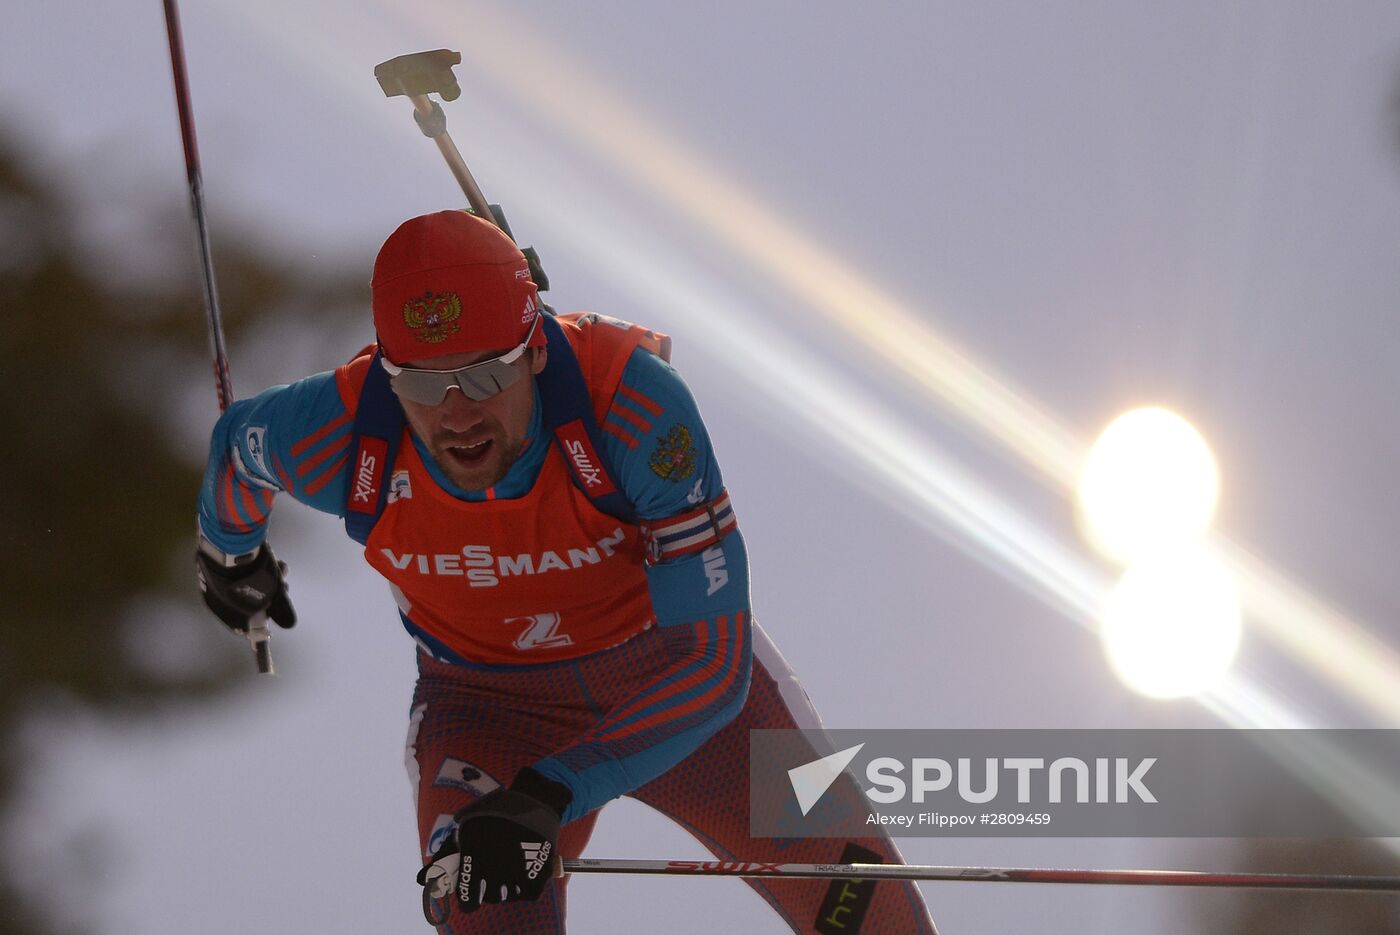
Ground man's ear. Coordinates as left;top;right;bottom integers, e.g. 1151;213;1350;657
529;347;548;375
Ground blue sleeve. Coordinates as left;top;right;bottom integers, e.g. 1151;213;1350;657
530;348;753;821
197;371;354;555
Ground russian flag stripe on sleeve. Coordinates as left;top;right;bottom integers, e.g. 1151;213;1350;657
641;490;736;562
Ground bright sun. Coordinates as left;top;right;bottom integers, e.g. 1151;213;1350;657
1100;547;1242;699
1076;406;1220;564
1076;406;1240;699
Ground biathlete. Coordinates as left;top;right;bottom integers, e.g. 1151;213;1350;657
195;209;938;933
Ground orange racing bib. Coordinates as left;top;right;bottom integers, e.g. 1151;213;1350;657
336;313;667;664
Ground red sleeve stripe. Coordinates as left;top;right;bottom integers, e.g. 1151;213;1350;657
608;403;652;434
218;464;255;534
271;451;295;495
304;453;350;496
238;483;270;526
617;383;663;417
594;614;746;743
593;612;747;743
592;618;732;733
602;420;641;450
295;436;349;478
291;411;352;458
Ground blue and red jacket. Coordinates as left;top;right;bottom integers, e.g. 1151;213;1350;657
198;312;751;822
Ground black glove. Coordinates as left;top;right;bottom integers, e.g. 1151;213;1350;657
195;539;296;634
417;767;571;921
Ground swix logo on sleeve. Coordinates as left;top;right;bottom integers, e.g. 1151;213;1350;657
555;420;617;495
348;437;388;514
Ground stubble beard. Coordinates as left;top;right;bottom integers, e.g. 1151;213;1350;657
431;431;523;492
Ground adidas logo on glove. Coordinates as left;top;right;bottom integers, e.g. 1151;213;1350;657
457;855;473;903
521;841;552;880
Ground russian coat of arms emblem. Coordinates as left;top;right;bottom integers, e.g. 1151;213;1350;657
402;291;462;344
649;424;698;482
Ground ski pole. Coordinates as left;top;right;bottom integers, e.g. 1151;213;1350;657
162;0;274;675
423;853;1400;924
557;857;1400;893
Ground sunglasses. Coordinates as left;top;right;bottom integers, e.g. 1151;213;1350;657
381;315;540;405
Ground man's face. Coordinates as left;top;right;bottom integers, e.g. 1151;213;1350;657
396;347;547;491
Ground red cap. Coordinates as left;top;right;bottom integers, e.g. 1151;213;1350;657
371;210;544;364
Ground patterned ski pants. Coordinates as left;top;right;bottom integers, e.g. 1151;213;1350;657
406;623;939;934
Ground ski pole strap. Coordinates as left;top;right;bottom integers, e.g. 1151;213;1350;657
535;313;638;525
343;348;406;545
640;490;736;564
